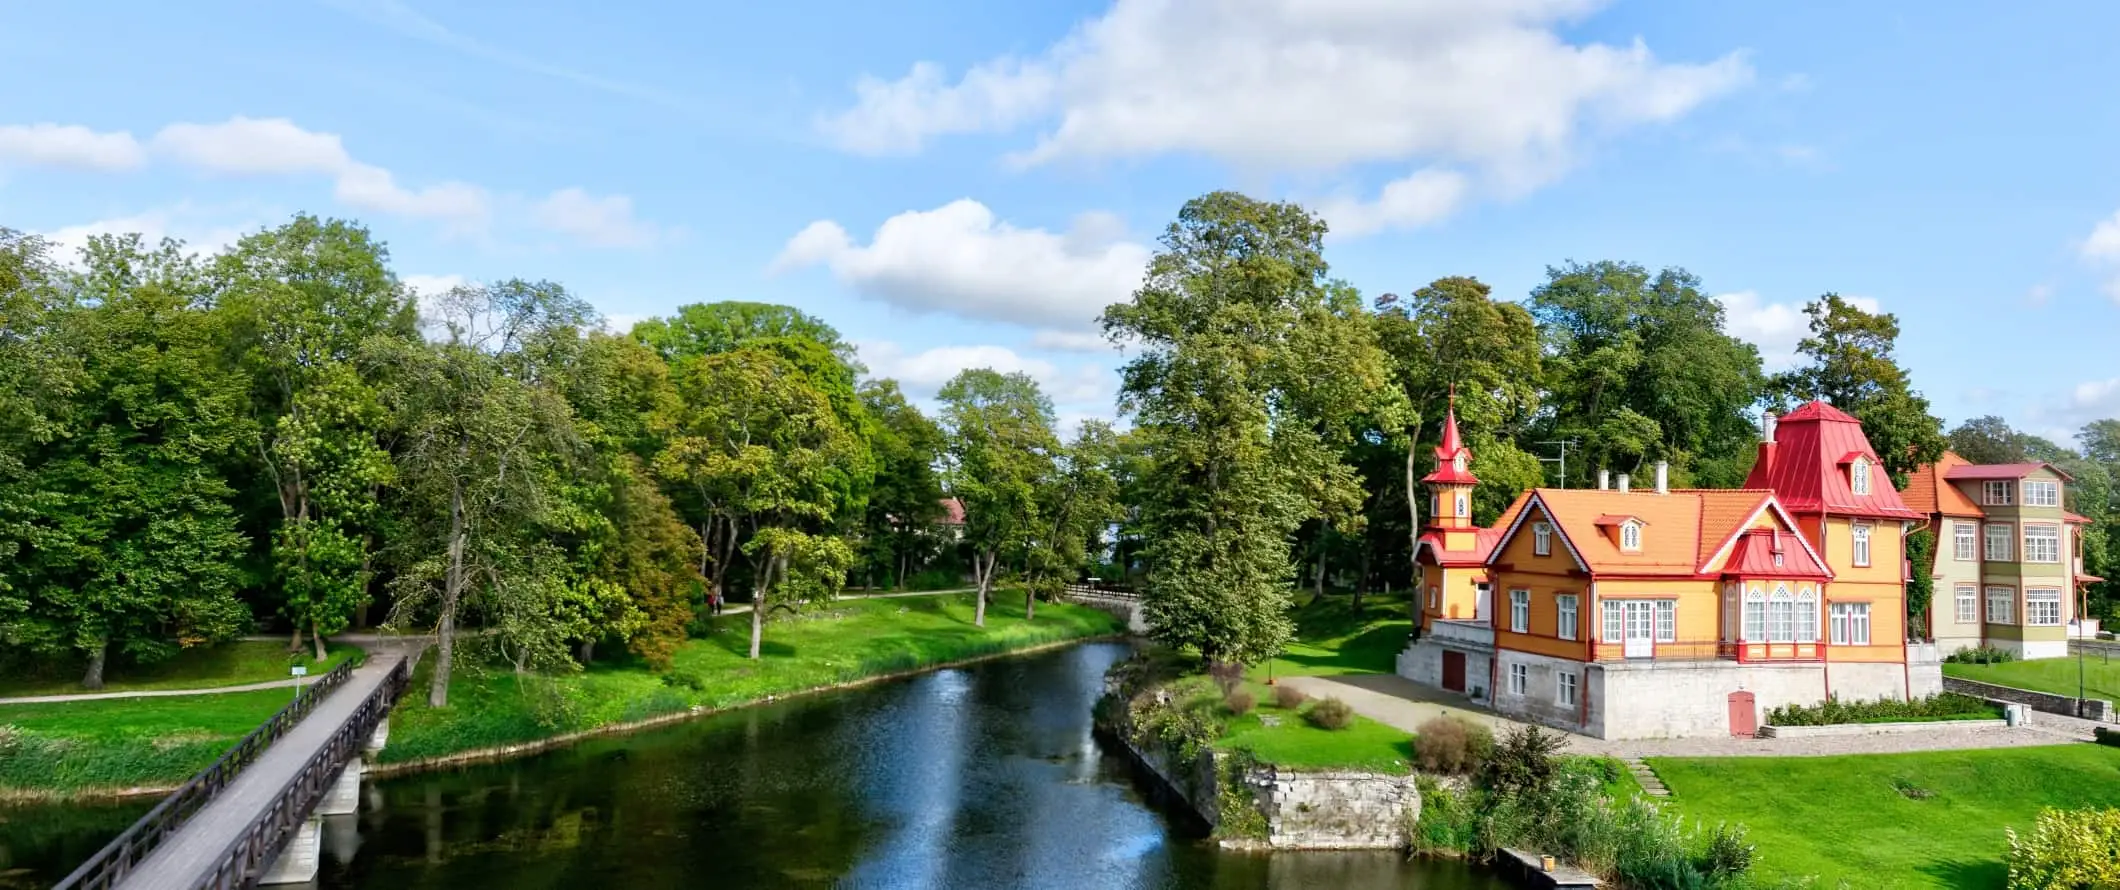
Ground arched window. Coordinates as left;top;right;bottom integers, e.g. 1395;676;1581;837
1620;520;1642;551
1457;493;1469;517
1769;585;1796;642
1851;524;1873;567
1851;458;1871;495
1796;588;1819;642
1454;454;1467;472
1743;587;1767;641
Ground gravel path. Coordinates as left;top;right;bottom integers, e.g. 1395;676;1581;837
1281;673;2101;759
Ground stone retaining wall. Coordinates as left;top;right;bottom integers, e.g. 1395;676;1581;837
1756;718;2008;739
1104;729;1420;849
1943;677;2114;723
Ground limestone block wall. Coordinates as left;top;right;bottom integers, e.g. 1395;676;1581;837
1944;676;2115;723
1397;639;1442;687
1242;766;1419;849
1906;644;1944;698
1829;661;1914;703
1491;649;1593;735
1593;661;1829;739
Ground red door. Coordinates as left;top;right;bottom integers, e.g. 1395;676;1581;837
1728;691;1757;737
1442;651;1466;693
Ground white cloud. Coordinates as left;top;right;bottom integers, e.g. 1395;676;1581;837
1316;167;1472;237
2026;377;2120;439
857;340;1115;407
40;207;255;260
149;117;491;228
401;273;468;296
774;199;1149;330
532;188;669;248
1029;329;1115;352
2080;210;2120;303
0;123;146;171
602;312;648;335
1716;291;1880;372
2025;283;2053;307
819;0;1750;226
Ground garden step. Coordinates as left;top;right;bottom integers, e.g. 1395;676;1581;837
1625;757;1671;797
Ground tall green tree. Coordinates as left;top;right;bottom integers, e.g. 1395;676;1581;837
857;379;947;589
1530;261;1765;488
938;368;1058;627
1773;294;1945;485
215;215;413;658
1102;191;1400;666
1023;420;1124;618
7;235;254;688
0;230;80;634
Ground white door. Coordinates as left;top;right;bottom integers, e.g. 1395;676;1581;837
1474;583;1492;622
1622;601;1655;658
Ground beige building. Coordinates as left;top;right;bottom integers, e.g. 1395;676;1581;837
1901;452;2101;659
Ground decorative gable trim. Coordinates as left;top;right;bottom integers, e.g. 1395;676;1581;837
1488;494;1589;573
1697;495;1834;579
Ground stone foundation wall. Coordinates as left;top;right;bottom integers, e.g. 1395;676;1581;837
1594;660;1829;739
1757;719;2008;738
1944;677;2115;723
1241;766;1419;849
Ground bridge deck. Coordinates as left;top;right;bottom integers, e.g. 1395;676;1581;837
116;653;407;890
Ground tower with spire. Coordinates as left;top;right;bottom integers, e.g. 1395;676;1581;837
1424;389;1481;552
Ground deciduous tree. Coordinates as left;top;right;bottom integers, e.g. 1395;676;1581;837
938;368;1058;627
1774;294;1945;485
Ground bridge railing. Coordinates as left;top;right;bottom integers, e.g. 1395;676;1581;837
198;656;409;889
54;658;360;890
1061;583;1140;600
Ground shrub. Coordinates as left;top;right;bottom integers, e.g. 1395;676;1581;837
1128;691;1224;760
1272;684;1309;709
1207;660;1246;696
1414;715;1494;775
2095;726;2120;748
660;668;707;692
1945;644;2017;665
2006;807;2120;890
1306;697;1355;730
1479;724;1568;798
1696;821;1755;878
1765;692;2000;726
1409;776;1478;855
1223;689;1257;716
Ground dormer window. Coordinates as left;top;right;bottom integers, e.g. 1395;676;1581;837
1453;454;1467;472
1620;520;1642;551
1850;458;1871;495
1533;522;1552;556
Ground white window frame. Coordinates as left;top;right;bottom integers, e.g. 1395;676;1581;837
1768;587;1795;643
1986;585;2016;625
1532;522;1552;556
2024;524;2060;564
2024;480;2059;508
1619;520;1642;551
1508;663;1528;696
1955;583;1978;624
2026;588;2063;626
1851;523;1872;568
1509;589;1530;633
1850;458;1871;495
1456;493;1469;518
1829;602;1871;645
1557;594;1579;641
1601;600;1622;643
1556;670;1579;707
1654;600;1676;643
1429;586;1440;610
1984;480;2014;506
1954;522;1978;561
1796;589;1819;643
1742;588;1766;642
1986;522;2014;562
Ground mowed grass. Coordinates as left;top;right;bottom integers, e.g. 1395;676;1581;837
0;641;363;699
1650;745;2120;889
1248;592;1411;682
0;688;297;794
1944;654;2120;703
379;591;1124;764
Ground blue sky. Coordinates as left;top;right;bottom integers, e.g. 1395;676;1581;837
4;1;2119;443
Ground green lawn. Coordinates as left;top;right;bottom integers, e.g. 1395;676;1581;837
0;641;363;699
1944;653;2120;704
1248;593;1411;682
379;591;1124;764
0;688;297;794
1216;701;1414;774
1651;745;2120;889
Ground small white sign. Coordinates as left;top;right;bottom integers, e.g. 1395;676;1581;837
291;665;309;678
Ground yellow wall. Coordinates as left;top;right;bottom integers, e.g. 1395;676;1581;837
1586;578;1723;661
1418;563;1486;627
1818;517;1908;663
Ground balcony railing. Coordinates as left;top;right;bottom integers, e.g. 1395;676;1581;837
1588;639;1825;663
1428;619;1494;649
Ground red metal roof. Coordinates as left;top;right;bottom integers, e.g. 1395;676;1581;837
1422;401;1480;484
1902;453;1986;518
1944;462;2075;482
1723;528;1832;579
2066;511;2093;525
940;498;966;525
1742;400;1923;519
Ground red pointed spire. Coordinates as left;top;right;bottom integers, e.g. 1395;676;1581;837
1435;385;1466;461
1423;386;1479;484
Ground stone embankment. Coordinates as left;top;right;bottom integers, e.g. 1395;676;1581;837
1943;676;2114;723
1106;727;1421;849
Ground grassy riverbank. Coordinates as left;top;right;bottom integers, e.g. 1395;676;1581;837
1651;745;2120;889
0;641;362;699
378;591;1124;764
0;688;295;796
1943;655;2120;703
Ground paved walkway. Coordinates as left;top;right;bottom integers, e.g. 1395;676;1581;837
117;652;408;890
715;587;977;616
0;674;331;706
1279;673;2102;759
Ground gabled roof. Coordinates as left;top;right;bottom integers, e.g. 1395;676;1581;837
1902;452;1985;519
1723;528;1832;579
1490;488;1779;576
1743;399;1923;519
1944;462;2075;482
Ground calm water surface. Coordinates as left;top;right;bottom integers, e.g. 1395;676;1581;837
1;642;1504;890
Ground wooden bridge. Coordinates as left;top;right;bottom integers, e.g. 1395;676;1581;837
55;650;412;889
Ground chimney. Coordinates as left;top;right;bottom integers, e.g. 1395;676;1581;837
1755;411;1779;482
1655;461;1669;495
1597;469;1610;491
1617;473;1631;494
1762;412;1778;442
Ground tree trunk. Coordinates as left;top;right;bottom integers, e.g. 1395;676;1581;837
1354;550;1371;616
748;568;768;660
431;475;467;708
81;639;109;691
288;622;303;653
897;550;909;592
311;622;327;662
974;549;993;627
577;639;595;665
1313;532;1330;602
1025;585;1036;621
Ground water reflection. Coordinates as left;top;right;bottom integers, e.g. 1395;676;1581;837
0;642;1505;890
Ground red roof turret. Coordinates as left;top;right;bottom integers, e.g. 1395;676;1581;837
1422;388;1480;485
1742;399;1922;519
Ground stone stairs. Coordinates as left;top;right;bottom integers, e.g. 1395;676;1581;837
1625;757;1669;797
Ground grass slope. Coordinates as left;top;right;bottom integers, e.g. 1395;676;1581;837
1944;655;2120;703
380;591;1123;764
1248;592;1410;682
0;689;297;794
1651;745;2120;889
0;641;362;699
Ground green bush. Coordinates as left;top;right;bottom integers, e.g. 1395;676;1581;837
1479;724;1568;798
1409;776;1478;855
2095;726;2120;748
1305;697;1355;731
900;568;963;591
1765;692;2001;726
1223;689;1257;716
660;667;707;691
1207;660;1245;696
1128;691;1225;760
1414;715;1493;775
1271;684;1309;710
1945;645;2018;665
2006;807;2120;890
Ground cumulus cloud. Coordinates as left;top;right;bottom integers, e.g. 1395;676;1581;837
1029;329;1116;352
1716;291;1880;372
773;199;1149;331
857;340;1115;408
0;123;146;171
1315;167;1473;237
2081;210;2120;303
40;207;256;260
819;0;1750;227
532;188;670;248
